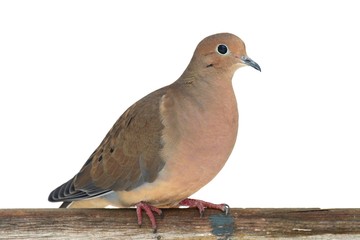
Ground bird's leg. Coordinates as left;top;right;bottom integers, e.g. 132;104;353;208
179;198;230;217
135;202;162;232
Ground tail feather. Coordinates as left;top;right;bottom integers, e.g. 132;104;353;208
60;202;72;208
58;198;112;208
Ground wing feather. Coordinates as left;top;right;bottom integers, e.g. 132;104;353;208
49;87;168;202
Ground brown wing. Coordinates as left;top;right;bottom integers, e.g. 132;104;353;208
49;87;167;202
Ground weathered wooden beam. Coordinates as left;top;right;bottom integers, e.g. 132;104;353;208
0;208;360;239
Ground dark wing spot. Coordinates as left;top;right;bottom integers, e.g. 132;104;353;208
98;155;103;162
206;64;214;68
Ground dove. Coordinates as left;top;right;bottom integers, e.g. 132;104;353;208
48;32;261;231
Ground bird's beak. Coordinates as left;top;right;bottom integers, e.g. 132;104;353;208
240;56;261;72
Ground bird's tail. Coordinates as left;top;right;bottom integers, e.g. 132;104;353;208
60;202;72;208
58;198;111;208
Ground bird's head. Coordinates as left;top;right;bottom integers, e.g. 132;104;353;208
192;33;261;74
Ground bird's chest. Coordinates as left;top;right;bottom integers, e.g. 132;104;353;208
176;100;238;166
159;93;239;193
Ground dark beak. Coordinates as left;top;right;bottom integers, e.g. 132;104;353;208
240;56;261;72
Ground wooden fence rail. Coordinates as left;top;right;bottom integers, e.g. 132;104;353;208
1;208;360;239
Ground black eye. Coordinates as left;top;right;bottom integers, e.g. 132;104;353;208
217;44;228;55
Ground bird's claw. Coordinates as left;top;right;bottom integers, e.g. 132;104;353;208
223;203;230;215
136;202;162;232
179;198;230;217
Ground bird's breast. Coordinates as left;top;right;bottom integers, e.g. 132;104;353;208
157;86;239;202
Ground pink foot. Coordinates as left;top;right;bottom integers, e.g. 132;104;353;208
179;198;230;217
135;202;162;232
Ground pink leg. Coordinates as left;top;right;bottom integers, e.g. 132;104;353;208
135;202;162;232
179;198;230;217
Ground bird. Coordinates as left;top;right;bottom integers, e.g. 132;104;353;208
48;32;261;231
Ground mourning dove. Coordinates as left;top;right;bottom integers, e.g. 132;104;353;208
49;32;261;231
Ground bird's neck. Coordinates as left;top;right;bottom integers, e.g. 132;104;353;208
175;65;237;101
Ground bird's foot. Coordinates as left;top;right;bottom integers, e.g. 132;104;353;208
179;198;230;217
135;202;162;233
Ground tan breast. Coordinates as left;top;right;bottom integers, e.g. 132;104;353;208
160;82;238;199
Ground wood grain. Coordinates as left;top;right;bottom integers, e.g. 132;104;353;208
1;208;360;239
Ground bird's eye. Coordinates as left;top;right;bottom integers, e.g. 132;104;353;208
217;44;228;55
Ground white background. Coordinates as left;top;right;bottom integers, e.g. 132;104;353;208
0;1;359;208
